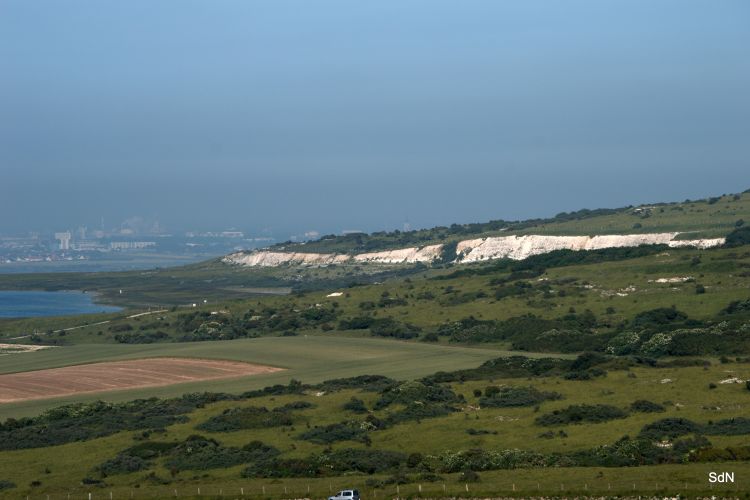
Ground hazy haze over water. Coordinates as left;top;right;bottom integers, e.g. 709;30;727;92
2;1;748;236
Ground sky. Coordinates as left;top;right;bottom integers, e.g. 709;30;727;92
1;0;749;237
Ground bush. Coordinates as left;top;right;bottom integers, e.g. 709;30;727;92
0;394;234;451
724;226;750;248
639;418;700;440
165;435;278;471
0;480;15;491
369;318;421;339
630;400;665;413
297;422;369;444
98;453;149;476
535;404;628;426
196;406;293;432
458;470;480;482
343;397;367;413
479;386;562;408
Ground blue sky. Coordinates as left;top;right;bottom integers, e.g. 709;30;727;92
1;1;748;236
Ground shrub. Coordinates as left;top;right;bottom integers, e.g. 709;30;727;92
479;386;562;408
98;453;149;476
630;400;665;413
343;397;367;414
196;406;293;432
0;480;15;491
165;435;278;471
535;404;628;426
639;418;700;440
297;422;369;444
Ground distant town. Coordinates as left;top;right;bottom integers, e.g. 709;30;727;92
0;218;277;271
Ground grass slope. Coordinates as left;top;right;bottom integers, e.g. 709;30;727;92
0;336;509;419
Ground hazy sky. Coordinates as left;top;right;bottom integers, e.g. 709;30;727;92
2;1;749;237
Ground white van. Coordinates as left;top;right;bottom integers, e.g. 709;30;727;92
328;489;360;500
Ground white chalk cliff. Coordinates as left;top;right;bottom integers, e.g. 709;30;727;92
222;233;725;268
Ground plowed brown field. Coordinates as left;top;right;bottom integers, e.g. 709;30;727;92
0;357;283;403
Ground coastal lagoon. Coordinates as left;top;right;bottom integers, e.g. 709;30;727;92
0;291;121;318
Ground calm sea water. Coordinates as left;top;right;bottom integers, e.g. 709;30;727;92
0;290;121;318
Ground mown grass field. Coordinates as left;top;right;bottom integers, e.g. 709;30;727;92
0;336;511;419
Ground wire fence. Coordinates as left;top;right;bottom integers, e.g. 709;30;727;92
5;477;748;500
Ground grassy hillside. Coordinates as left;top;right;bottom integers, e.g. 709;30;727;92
273;190;750;254
1;355;749;498
0;336;508;419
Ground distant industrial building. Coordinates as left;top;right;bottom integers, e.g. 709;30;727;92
109;241;156;250
54;232;71;250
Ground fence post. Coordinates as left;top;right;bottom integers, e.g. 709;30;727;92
512;483;515;492
442;483;446;493
241;487;244;496
418;484;422;493
465;484;469;492
262;486;265;495
174;489;177;497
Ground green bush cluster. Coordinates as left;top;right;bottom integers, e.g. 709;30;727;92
479;386;562;408
535;404;629;426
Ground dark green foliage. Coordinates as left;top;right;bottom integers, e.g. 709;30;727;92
165;435;278;471
721;298;750;315
343;397;368;413
274;401;315;411
630;400;666;413
423;354;596;384
338;316;375;330
0;480;16;491
196;406;293;432
0;394;233;451
638;418;701;440
108;323;134;332
387;402;455;423
297;422;368;444
317;375;397;393
631;307;688;329
479;386;562;408
704;417;750;435
114;331;169;344
375;381;460;409
242;448;407;478
535;404;628;426
122;441;178;459
97;453;149;476
724;226;750;247
369;318;421;339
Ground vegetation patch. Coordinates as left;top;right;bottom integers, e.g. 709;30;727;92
535;404;629;426
196;406;294;432
479;386;562;408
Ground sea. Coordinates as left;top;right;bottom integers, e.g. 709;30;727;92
0;290;121;318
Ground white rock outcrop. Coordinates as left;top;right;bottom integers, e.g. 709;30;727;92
223;233;726;268
353;244;443;264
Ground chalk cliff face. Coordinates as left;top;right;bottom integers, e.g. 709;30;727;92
353;244;443;264
222;233;726;268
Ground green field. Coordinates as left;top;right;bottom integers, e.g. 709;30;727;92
2;354;750;498
0;336;512;419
